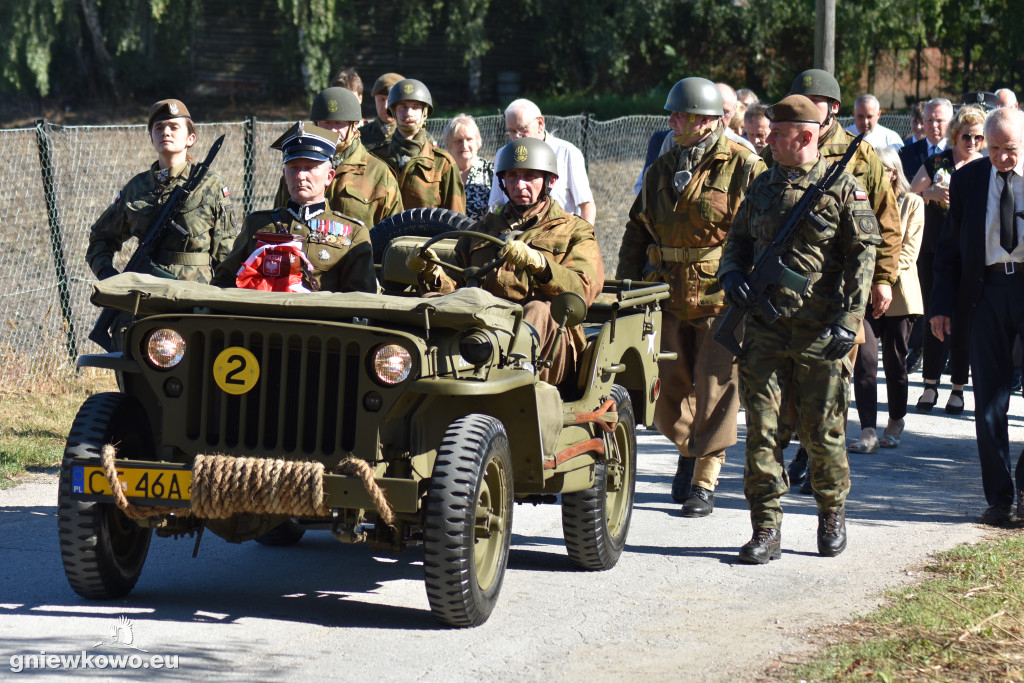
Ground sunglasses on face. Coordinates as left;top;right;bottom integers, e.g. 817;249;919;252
960;133;984;143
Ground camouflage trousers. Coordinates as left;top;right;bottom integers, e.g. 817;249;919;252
653;312;740;491
739;315;851;530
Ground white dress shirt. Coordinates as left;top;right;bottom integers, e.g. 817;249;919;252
985;159;1024;265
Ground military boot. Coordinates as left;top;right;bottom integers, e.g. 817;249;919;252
681;486;714;517
671;455;696;503
738;528;781;564
817;507;847;557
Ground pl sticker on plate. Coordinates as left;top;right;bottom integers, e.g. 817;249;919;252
212;347;260;395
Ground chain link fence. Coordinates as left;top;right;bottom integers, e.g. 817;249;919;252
0;113;900;388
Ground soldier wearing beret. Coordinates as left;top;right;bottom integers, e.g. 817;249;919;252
616;77;766;518
273;87;403;229
770;69;903;493
213;123;375;294
86;99;237;285
359;72;403;150
369;78;466;213
718;95;880;564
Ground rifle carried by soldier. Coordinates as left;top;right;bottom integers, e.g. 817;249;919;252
713;132;865;356
89;134;225;352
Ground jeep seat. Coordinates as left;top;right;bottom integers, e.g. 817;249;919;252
380;236;459;291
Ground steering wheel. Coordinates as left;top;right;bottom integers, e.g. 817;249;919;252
418;230;512;288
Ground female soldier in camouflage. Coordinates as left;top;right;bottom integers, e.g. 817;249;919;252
86;99;237;284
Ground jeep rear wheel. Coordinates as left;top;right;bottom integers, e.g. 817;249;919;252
58;393;154;599
561;384;637;570
423;415;513;628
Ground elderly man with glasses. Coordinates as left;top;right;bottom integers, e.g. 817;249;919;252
487;98;596;225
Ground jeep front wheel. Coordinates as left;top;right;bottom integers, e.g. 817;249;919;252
58;393;154;599
561;384;637;570
423;415;513;628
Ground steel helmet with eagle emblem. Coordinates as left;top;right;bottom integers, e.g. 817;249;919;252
494;137;558;177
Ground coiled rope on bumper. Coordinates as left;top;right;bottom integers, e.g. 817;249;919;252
99;446;395;526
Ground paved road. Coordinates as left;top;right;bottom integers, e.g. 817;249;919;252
1;378;1017;681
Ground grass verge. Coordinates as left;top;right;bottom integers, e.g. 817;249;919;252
786;529;1024;681
0;373;116;489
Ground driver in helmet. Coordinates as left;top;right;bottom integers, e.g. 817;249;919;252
406;137;605;385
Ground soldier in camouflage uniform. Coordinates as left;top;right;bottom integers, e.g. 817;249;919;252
359;72;403;151
764;69;903;490
407;137;604;385
273;87;403;229
213;123;375;294
370;79;466;213
616;77;766;517
86;99;237;284
718;95;880;564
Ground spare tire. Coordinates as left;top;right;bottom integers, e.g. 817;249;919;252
370;208;475;263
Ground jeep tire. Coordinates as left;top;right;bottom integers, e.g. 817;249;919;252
370;207;474;262
58;393;154;599
423;414;513;628
561;384;637;570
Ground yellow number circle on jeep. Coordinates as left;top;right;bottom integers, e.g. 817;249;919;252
212;347;260;395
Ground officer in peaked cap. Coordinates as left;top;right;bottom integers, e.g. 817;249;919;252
273;89;403;228
213;122;376;294
960;91;1000;111
359;72;405;149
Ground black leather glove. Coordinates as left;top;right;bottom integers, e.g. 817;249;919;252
820;324;856;360
721;271;754;309
98;265;119;280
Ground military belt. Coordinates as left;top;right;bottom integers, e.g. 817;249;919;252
157;250;211;266
657;245;724;263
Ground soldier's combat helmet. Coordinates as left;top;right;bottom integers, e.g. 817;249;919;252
495;137;558;203
387;79;433;117
789;69;842;104
310;87;362;123
663;77;724;116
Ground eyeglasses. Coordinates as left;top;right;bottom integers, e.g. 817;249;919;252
507;118;540;138
960;133;984;143
925;118;949;125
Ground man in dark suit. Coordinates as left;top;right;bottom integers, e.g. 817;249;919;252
932;106;1024;526
899;98;953;182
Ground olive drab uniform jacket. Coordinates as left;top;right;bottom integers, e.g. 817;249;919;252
371;130;466;213
212;202;376;294
358;116;394;151
86;161;237;283
719;157;881;332
273;137;403;229
617;133;766;320
760;119;900;286
431;199;604;353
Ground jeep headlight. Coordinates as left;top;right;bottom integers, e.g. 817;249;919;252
372;344;412;384
145;329;186;368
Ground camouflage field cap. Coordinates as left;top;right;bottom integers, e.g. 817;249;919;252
371;72;405;97
495;137;558;177
766;95;822;125
271;122;339;163
147;99;191;131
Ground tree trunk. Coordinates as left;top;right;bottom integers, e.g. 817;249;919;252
78;0;123;102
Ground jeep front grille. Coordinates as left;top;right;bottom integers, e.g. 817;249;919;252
184;328;361;456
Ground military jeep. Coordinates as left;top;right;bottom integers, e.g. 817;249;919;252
59;234;671;628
